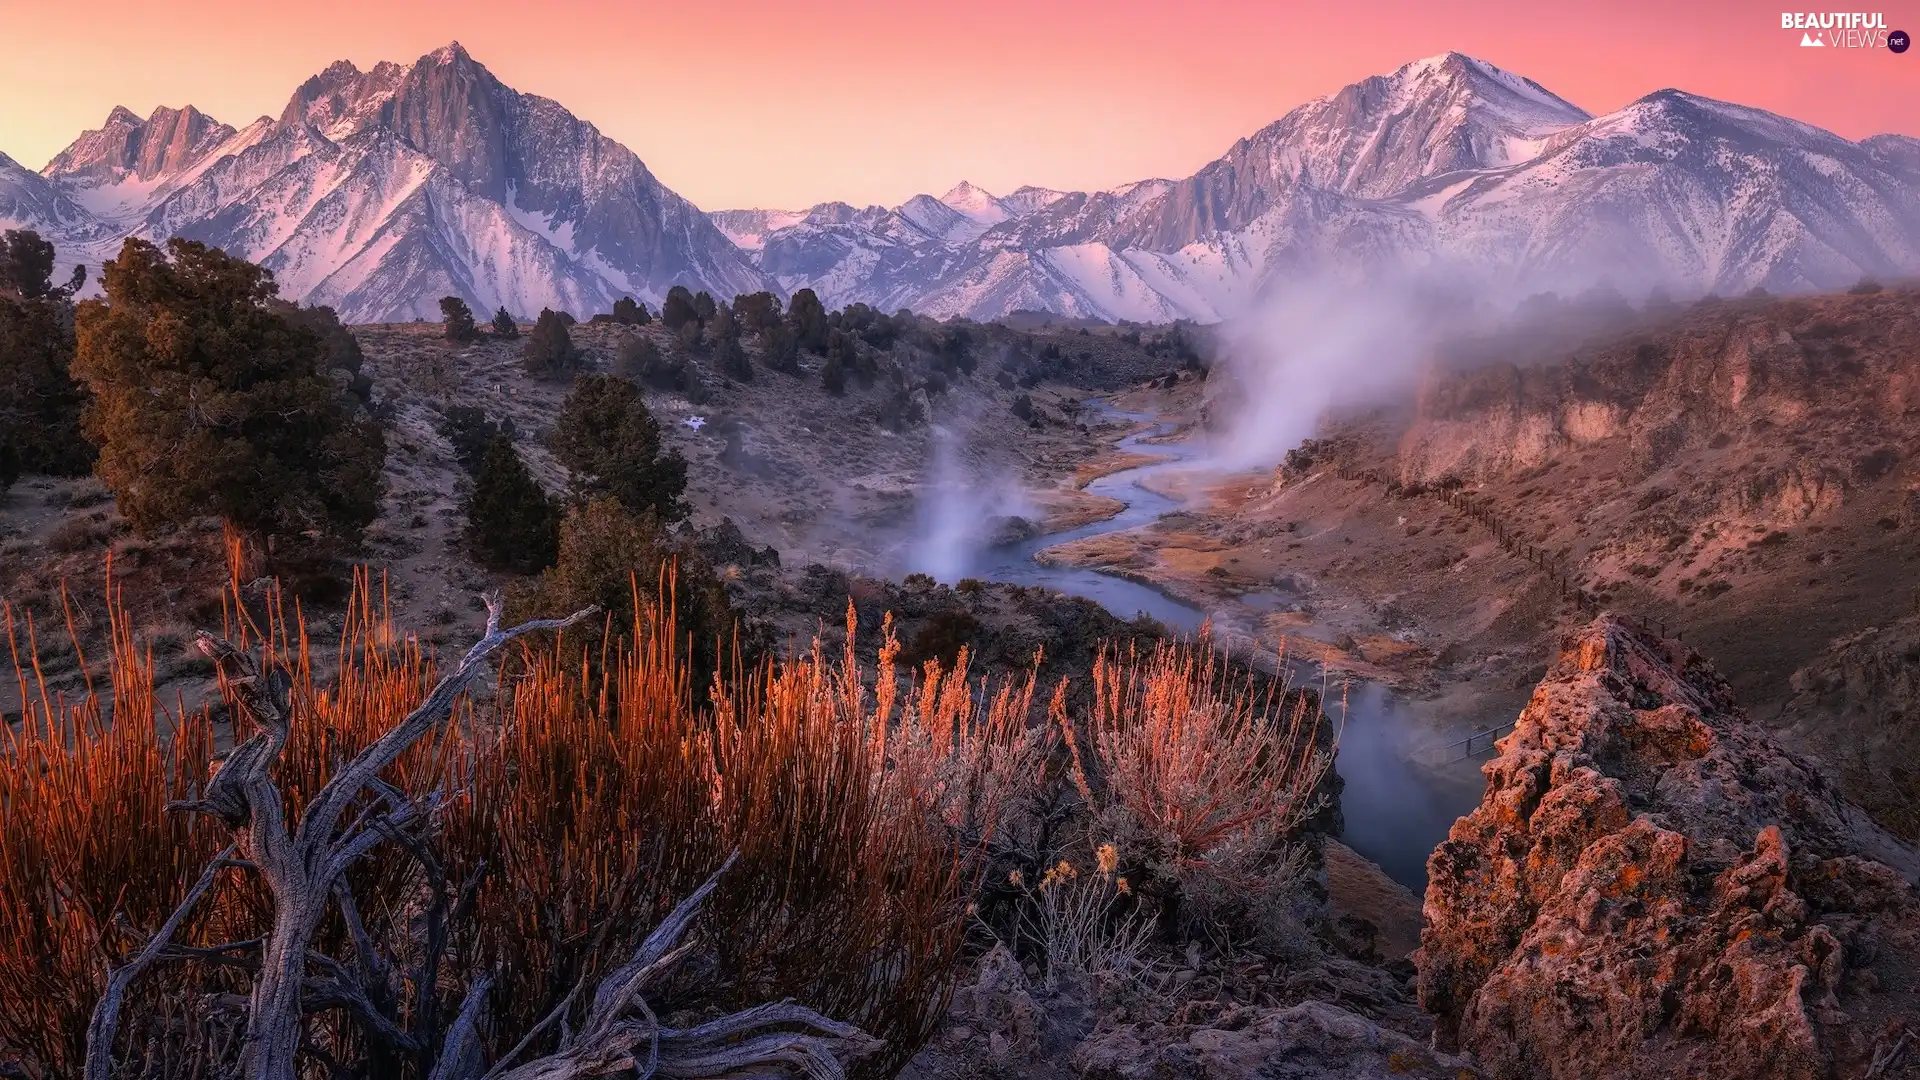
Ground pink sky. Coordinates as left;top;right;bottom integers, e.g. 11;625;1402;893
3;0;1916;209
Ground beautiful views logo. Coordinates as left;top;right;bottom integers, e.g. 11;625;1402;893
1780;11;1898;47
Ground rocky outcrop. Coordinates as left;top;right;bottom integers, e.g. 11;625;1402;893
1399;291;1920;487
902;945;1477;1080
1417;615;1920;1080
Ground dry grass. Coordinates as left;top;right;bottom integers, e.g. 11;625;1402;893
0;559;1042;1078
1018;851;1158;990
0;579;223;1076
1;546;1338;1077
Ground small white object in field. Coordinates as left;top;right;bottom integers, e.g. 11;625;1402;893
684;416;706;430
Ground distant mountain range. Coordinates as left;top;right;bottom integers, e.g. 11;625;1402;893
5;47;1918;323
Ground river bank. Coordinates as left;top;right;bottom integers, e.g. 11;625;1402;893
951;400;1484;893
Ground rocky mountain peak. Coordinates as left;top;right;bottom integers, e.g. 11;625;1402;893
43;102;234;185
940;180;1000;212
381;42;512;200
1252;50;1590;196
426;40;474;65
279;57;407;137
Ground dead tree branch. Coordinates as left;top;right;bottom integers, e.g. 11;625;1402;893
88;595;597;1080
82;843;237;1080
82;592;884;1080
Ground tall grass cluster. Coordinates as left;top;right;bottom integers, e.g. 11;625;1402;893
0;559;1337;1079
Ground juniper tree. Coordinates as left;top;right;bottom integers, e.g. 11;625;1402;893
439;406;516;476
826;327;871;386
463;433;559;573
611;295;650;325
0;229;93;477
508;496;763;690
549;373;688;522
708;316;750;380
708;301;740;351
716;335;751;381
733;291;780;332
70;237;384;558
440;296;480;342
522;308;581;379
760;321;800;375
789;288;828;353
492;306;519;337
662;286;698;330
0;228;83;300
616;334;669;384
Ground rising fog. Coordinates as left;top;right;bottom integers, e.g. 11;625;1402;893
1200;257;1664;473
902;409;1039;581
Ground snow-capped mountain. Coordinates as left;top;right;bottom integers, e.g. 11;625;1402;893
7;43;769;322
8;48;1919;323
718;52;1920;321
0;152;113;244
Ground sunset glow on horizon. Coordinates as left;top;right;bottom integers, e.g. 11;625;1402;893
3;0;1917;210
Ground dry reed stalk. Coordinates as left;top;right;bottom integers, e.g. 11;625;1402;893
0;565;224;1075
2;556;1057;1080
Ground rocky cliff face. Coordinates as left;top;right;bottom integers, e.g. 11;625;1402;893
1364;288;1920;717
1399;290;1920;488
1417;615;1920;1079
42;104;236;185
1784;612;1920;842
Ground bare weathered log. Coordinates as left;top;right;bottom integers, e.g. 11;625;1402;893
82;843;236;1080
236;595;597;1080
85;594;598;1080
86;592;885;1080
482;853;884;1080
429;976;494;1080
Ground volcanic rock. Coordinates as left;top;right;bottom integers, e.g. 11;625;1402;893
1417;614;1920;1079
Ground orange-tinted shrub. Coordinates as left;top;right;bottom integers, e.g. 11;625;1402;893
2;561;1029;1079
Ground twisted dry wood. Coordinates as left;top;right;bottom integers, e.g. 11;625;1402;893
481;853;884;1080
84;593;885;1080
87;595;597;1080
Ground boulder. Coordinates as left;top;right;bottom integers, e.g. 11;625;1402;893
1417;615;1920;1080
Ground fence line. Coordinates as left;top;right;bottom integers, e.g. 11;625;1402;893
1330;462;1686;646
1411;720;1518;767
1326;460;1689;768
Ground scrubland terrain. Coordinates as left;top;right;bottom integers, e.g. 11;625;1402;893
8;284;1920;1079
1045;289;1920;811
0;314;1183;720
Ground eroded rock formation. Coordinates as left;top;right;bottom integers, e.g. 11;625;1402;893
1417;615;1920;1079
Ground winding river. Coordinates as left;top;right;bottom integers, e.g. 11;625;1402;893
962;407;1483;890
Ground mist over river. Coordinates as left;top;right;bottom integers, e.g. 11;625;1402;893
914;405;1483;890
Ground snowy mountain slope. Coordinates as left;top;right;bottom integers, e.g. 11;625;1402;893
9;47;1919;325
4;43;772;321
0;152;109;243
714;52;1920;321
1430;90;1920;294
710;207;812;250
